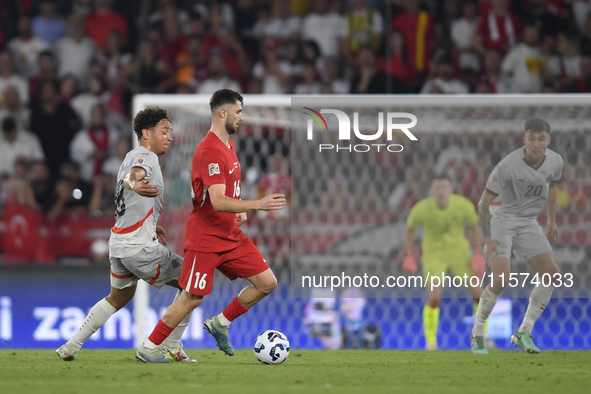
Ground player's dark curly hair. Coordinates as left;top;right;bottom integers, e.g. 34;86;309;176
209;89;243;113
133;107;169;140
525;118;551;134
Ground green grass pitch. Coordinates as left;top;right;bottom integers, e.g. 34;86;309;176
1;349;590;394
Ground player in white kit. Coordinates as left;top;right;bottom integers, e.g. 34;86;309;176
56;107;196;363
471;118;564;354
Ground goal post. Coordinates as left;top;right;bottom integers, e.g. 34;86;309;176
131;93;591;350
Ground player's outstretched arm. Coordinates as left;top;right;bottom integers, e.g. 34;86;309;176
546;181;559;243
209;184;286;213
478;190;498;262
124;167;159;198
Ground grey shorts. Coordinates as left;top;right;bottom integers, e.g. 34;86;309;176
489;219;551;261
110;244;183;289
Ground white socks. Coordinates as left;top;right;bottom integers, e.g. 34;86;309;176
162;289;193;350
519;285;554;334
472;285;499;337
71;298;117;349
217;312;231;327
144;339;158;349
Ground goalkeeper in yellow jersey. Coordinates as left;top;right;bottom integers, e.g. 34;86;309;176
403;176;486;350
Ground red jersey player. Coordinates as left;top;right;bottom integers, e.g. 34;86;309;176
136;89;286;362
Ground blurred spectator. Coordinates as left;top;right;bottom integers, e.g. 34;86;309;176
252;38;291;94
101;136;130;177
319;176;351;213
8;15;50;77
33;0;68;46
233;0;259;54
294;62;321;94
46;161;92;222
55;14;98;90
0;85;31;130
70;74;108;127
70;104;117;182
351;46;396;94
28;50;58;104
103;31;132;88
434;136;476;179
88;172;115;217
565;55;591;92
557;34;581;79
253;0;301;40
176;35;208;90
376;29;411;87
557;165;591;213
501;23;544;93
198;54;241;94
0;117;44;178
186;12;206;37
474;0;522;55
217;30;251;89
30;80;80;179
123;40;172;94
157;4;189;69
391;0;435;81
547;33;581;89
201;4;232;56
302;40;323;71
257;154;291;212
101;31;131;114
580;13;591;56
359;184;384;213
421;55;469;94
68;0;91;16
0;51;29;105
59;74;79;102
572;0;591;34
283;41;304;84
5;158;37;211
30;160;53;212
148;0;190;31
302;0;347;57
85;0;128;51
387;166;424;214
246;78;263;94
253;2;275;40
480;49;517;93
322;57;350;94
193;0;235;31
320;82;334;94
341;0;383;65
451;0;480;72
521;0;565;41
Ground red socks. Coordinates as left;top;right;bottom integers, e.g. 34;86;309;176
222;297;249;322
148;320;174;346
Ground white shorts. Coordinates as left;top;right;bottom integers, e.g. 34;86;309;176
109;244;183;289
489;219;551;261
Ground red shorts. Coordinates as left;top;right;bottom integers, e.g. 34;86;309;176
178;239;269;296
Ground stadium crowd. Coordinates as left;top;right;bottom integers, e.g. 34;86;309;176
0;0;590;264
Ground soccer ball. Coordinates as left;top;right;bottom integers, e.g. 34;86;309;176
253;330;290;364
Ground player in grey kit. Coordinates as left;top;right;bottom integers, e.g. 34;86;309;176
56;107;195;363
471;118;564;354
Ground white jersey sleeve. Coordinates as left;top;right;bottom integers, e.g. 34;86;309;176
109;146;164;258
